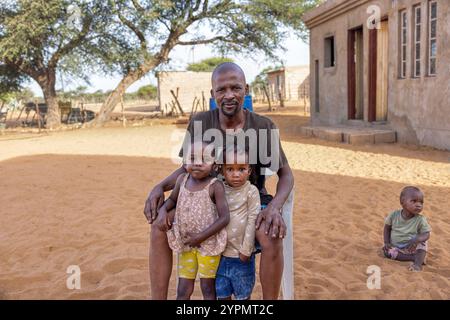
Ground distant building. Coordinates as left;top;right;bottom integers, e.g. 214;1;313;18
304;0;450;150
157;71;212;114
266;66;310;103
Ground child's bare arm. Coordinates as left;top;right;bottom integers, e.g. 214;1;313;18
383;224;392;248
412;232;430;244
184;181;230;247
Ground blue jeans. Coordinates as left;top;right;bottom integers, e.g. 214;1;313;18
215;254;256;300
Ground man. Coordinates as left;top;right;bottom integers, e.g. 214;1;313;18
144;62;294;299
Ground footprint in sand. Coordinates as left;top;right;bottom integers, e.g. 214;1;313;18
102;258;146;274
82;270;103;285
347;203;367;211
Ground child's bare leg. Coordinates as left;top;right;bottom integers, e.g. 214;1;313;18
409;249;426;272
200;278;216;300
177;278;195;300
395;252;415;262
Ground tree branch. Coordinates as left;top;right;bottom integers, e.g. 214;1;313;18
117;11;147;51
48;14;93;69
177;36;225;46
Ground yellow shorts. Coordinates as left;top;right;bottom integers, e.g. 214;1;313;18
178;249;221;279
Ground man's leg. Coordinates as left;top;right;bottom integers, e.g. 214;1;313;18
149;217;173;299
256;226;283;300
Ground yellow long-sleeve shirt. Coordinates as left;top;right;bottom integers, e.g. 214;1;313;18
222;181;260;258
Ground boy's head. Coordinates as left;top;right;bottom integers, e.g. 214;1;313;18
184;141;216;180
222;145;252;188
400;186;424;215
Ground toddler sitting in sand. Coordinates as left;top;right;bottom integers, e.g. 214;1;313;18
383;186;431;271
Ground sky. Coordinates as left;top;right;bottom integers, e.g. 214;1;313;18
28;33;310;97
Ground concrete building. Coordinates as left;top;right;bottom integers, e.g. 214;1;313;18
303;0;450;150
266;66;310;103
157;71;211;114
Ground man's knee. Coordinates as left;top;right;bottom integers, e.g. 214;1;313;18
150;223;169;249
256;228;283;258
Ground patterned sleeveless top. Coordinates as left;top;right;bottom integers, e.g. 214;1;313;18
167;174;227;256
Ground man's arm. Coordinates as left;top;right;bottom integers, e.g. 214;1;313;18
154;173;185;231
144;165;186;224
256;163;294;238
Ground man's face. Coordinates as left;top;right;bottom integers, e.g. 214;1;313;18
401;190;424;215
211;70;249;117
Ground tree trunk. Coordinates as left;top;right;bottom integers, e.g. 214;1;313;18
263;85;272;111
90;61;158;127
39;70;61;129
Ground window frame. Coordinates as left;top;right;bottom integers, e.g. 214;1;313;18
399;9;408;79
324;36;336;68
428;0;437;76
412;5;422;78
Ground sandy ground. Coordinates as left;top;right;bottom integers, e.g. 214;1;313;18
1;110;450;300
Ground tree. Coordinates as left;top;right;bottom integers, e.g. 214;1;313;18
92;0;321;126
187;57;233;72
0;63;26;96
136;84;157;100
251;66;279;110
0;0;112;128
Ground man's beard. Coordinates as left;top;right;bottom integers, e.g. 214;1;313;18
220;103;241;117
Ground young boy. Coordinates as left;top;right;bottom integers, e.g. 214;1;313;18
215;146;260;300
383;186;431;271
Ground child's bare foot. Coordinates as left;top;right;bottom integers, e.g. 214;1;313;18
408;263;422;272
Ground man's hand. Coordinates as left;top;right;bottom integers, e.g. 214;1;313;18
256;204;286;239
383;243;393;251
239;253;250;263
183;232;203;248
144;184;165;224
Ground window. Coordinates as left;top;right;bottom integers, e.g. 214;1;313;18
428;0;437;76
324;36;336;68
399;10;407;78
413;5;422;77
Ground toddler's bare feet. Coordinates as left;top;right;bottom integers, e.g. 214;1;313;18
408;263;422;272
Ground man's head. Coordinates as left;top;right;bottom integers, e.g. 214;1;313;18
400;186;424;215
211;62;249;118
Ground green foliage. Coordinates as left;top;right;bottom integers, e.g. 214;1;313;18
187;57;234;72
136;84;157;100
0;63;26;96
251;65;282;91
0;0;117;98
